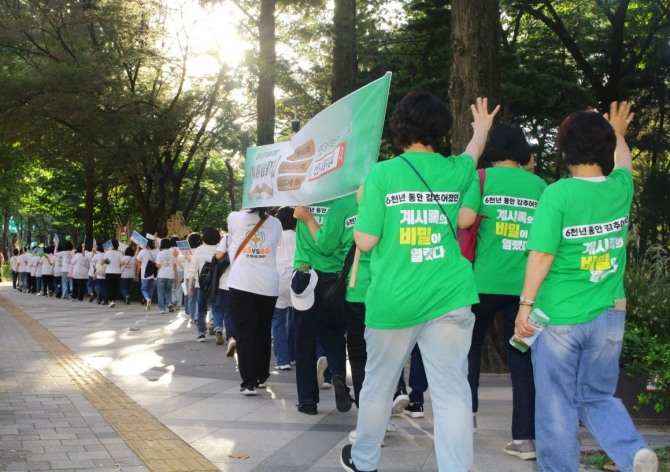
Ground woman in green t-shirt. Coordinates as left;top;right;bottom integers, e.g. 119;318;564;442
340;92;499;472
459;124;547;460
515;102;658;472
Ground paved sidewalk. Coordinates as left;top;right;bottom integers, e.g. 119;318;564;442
0;285;668;471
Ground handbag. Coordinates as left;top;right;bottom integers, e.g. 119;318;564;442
457;168;487;263
143;251;158;278
95;258;107;277
322;244;357;307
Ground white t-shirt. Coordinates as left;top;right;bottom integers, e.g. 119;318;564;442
60;250;73;273
104;249;124;275
71;253;90;279
10;255;18;271
226;211;282;297
53;252;61;274
19;253;30;272
41;254;55;276
275;230;296;309
136;248;159;280
215;236;232;290
121;255;135;279
29;254;39;276
187;244;217;288
91;253;106;280
156;249;175;279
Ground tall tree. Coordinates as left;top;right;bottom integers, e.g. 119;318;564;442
331;0;357;102
449;0;501;152
257;0;277;145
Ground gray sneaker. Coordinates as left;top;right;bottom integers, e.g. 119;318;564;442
503;440;536;460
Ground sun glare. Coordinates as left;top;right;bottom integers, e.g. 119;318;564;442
166;0;248;78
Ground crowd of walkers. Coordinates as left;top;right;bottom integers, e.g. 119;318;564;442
4;93;659;472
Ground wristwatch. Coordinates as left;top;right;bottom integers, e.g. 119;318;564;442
519;295;535;306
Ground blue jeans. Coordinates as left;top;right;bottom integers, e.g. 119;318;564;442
272;307;291;366
87;277;95;296
156;278;173;312
61;272;71;298
171;270;184;307
185;279;197;321
210;289;234;337
397;344;428;404
141;278;156;302
352;307;474;472
532;308;649;472
195;287;210;336
120;278;133;299
96;278;107;302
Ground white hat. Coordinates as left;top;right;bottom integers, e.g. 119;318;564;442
291;268;318;311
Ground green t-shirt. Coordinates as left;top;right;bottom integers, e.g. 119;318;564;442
294;194;358;273
526;168;633;325
462;166;547;295
356;152;479;329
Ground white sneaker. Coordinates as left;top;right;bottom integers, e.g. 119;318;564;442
633;448;659;472
391;392;409;416
109;301;115;308
320;381;333;389
316;356;328;388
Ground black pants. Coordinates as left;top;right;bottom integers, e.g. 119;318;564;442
11;270;17;289
229;288;277;389
41;274;54;295
345;301;367;407
467;293;535;440
73;278;87;301
105;273;121;302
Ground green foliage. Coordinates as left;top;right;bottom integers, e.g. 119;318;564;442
622;246;670;412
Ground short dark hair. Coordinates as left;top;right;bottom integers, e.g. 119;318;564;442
159;238;172;250
170;236;179;248
201;227;220;246
125;246;134;256
390;91;453;150
187;232;201;248
557;111;616;170
481;124;531;165
111;239;119;250
276;206;296;231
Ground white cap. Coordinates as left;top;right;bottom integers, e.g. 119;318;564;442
291;268;318;311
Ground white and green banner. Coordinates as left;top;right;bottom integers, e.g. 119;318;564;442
242;72;391;208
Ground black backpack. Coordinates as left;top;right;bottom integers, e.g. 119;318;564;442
199;253;230;302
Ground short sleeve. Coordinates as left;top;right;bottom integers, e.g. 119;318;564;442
526;185;564;255
461;171;481;212
355;165;385;237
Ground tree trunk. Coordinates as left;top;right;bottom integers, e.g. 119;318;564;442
225;159;237;212
449;0;501;153
257;0;276;146
331;0;357;102
84;153;95;245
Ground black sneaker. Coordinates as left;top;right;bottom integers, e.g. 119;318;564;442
125;295;130;305
333;376;353;412
340;444;375;472
297;403;317;415
404;403;425;418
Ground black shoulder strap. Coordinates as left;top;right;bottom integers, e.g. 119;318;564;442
341;243;357;276
400;156;457;240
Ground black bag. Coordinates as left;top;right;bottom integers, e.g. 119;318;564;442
199;253;229;303
321;245;357;307
198;260;212;290
143;259;158;278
